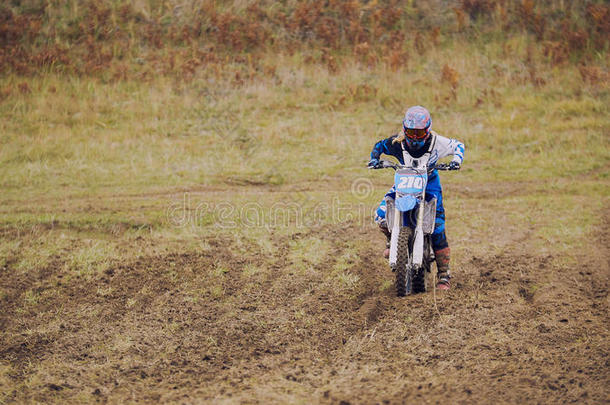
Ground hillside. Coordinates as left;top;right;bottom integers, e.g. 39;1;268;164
0;0;609;403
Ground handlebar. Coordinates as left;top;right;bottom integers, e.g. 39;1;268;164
434;163;460;171
368;160;460;171
376;160;399;170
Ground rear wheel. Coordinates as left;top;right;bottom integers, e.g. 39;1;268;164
395;227;413;297
413;266;427;293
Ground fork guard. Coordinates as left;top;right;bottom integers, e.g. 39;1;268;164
385;196;396;231
422;197;437;235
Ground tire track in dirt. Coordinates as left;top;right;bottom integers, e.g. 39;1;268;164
1;212;608;403
311;212;609;404
0;223;395;402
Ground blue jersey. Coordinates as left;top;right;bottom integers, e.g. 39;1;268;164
371;131;465;168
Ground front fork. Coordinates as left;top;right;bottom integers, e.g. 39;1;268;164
388;203;401;267
411;192;425;267
388;190;426;268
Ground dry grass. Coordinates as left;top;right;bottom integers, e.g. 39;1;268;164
1;37;608;197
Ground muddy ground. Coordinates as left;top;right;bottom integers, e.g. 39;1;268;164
0;184;608;404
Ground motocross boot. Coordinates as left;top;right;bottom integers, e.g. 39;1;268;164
435;247;451;290
379;222;391;258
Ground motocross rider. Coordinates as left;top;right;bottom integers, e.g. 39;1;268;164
367;106;464;290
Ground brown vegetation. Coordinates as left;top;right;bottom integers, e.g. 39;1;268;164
0;0;608;79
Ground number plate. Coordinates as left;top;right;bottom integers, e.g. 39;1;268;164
394;172;426;194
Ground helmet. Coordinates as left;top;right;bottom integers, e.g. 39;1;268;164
402;105;431;149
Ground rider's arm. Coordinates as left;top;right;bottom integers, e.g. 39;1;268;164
434;133;465;164
371;135;402;160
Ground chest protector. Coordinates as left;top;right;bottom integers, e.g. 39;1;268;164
400;135;437;171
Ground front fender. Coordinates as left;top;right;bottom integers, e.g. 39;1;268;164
396;194;417;212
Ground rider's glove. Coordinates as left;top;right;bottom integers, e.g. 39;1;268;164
449;161;461;170
367;158;380;169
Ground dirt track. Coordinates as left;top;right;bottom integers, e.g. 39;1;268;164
1;193;609;404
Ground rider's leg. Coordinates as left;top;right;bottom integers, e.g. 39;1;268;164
426;173;451;289
375;188;395;257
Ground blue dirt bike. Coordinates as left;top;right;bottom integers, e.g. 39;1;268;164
371;158;459;296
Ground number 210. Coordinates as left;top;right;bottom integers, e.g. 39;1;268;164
397;176;423;190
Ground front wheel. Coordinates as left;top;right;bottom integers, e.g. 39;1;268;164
413;236;431;293
395;227;413;297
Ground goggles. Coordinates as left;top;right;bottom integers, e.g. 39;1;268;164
404;127;429;140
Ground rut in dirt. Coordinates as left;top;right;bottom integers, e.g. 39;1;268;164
1;220;608;403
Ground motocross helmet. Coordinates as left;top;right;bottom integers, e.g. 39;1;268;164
402;105;431;150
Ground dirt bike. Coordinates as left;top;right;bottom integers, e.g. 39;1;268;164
371;158;459;296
